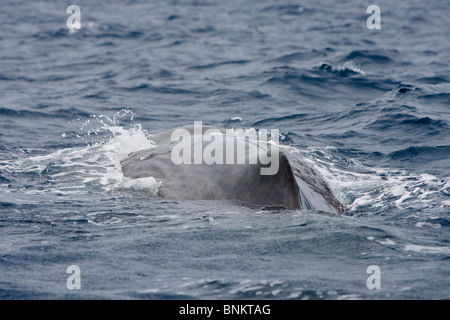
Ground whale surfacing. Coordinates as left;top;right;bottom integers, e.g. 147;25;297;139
120;125;344;214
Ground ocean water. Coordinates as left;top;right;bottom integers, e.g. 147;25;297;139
0;0;449;299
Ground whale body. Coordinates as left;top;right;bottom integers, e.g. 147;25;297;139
120;125;345;214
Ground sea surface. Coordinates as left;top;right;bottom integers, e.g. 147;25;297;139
0;0;449;299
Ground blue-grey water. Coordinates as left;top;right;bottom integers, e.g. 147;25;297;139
1;0;449;299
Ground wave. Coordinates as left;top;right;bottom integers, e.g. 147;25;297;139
417;92;450;104
124;83;199;95
316;60;365;76
252;113;309;127
415;76;449;84
365;114;447;131
262;4;308;15
282;145;449;213
344;50;394;63
0;107;91;120
388;146;450;162
261;63;394;105
271;49;329;63
403;244;450;255
188;60;250;70
32;23;148;41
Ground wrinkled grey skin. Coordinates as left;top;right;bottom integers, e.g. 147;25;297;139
120;125;345;213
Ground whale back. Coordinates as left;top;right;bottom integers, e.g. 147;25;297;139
120;126;344;213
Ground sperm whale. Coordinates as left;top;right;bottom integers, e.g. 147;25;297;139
120;125;344;213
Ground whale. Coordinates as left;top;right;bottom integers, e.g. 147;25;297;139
120;125;345;214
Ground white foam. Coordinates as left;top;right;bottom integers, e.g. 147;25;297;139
282;145;449;213
415;221;441;229
337;60;366;75
442;200;450;207
404;244;450;255
376;239;396;245
118;177;162;194
4;109;161;196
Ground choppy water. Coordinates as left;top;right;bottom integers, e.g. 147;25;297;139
0;0;449;299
